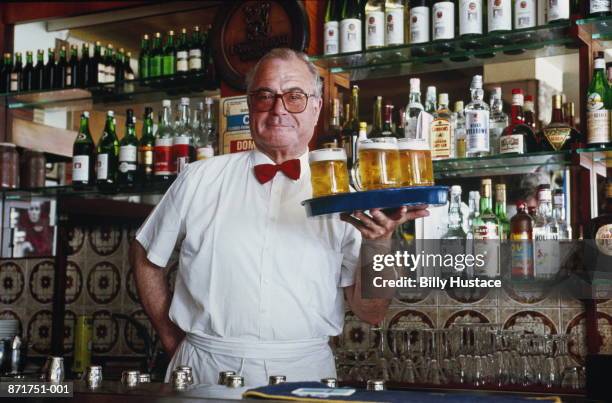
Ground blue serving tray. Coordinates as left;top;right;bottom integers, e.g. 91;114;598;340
302;186;448;217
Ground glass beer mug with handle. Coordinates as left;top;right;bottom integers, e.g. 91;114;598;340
398;138;434;187
308;148;350;197
352;137;401;190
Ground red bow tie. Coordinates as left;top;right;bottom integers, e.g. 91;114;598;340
254;159;301;184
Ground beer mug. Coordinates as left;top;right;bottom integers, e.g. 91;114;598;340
398;138;434;187
309;148;350;197
353;137;401;191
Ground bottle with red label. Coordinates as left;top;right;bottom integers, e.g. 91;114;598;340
173;97;195;174
154;99;175;182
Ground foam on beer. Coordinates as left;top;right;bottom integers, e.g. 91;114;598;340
398;138;430;151
358;141;398;151
309;148;347;163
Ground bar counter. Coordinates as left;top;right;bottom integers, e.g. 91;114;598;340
12;380;595;403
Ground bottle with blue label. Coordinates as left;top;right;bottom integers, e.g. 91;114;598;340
465;75;490;157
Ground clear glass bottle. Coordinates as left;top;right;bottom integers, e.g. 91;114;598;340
465;75;490;157
553;188;572;240
442;185;467;239
404;78;424;140
173;97;195;174
431;93;453;160
154;99;175;181
472;178;500;277
533;184;560;279
489;87;509;155
202;97;217;157
454;100;466;158
466;190;481;236
425;85;437;114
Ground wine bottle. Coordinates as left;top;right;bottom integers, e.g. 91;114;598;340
79;44;90;88
176;28;189;75
410;0;431;56
149;32;163;78
139;34;150;80
459;0;484;49
32;50;44;90
118;109;139;187
67;45;79;88
589;0;611;17
324;0;341;55
73;111;95;188
547;0;570;24
10;52;22;93
163;30;176;77
586;52;611;148
340;0;363;53
138;107;156;185
365;0;385;49
385;0;405;46
189;26;203;72
432;0;455;53
0;53;10;93
488;0;511;45
22;51;34;91
96;110;120;191
54;46;68;89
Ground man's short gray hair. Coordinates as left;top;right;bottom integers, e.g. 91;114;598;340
245;48;322;98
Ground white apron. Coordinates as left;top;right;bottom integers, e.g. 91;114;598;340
165;333;337;387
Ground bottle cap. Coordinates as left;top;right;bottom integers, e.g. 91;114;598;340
454;100;464;111
169;30;175;35
181;27;187;34
162;99;171;107
359;122;367;129
512;88;523;95
83;111;90;118
450;185;462;195
143;34;149;39
491;87;501;98
107;110;114;117
438;93;449;105
471;75;483;89
181;97;190;106
155;32;161;38
409;78;420;91
194;25;200;31
427;86;436;94
205;97;214;105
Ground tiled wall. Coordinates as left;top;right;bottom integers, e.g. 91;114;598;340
1;227;611;368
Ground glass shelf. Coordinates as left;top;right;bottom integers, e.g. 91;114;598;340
2;71;219;110
310;22;576;80
433;150;573;178
576;14;612;40
2;182;171;202
577;146;612;163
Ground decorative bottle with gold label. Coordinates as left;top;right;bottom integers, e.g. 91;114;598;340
586;180;612;272
539;94;583;152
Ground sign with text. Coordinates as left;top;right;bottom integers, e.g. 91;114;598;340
220;95;255;155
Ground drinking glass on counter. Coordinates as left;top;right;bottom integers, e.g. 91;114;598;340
398;138;434;187
353;137;401;191
308;148;350;197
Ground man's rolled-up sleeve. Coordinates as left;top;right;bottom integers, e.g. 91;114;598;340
339;223;362;287
135;170;190;268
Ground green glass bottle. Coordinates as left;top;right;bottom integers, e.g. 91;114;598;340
96;110;119;191
67;45;79;88
587;51;611;148
0;53;11;93
89;42;104;85
139;34;150;80
118;109;138;187
495;184;510;240
149;32;163;78
53;46;68;89
176;28;189;75
10;52;23;93
471;178;500;277
368;96;384;138
189;26;203;72
22;51;34;91
138;107;155;185
162;30;176;77
79;43;90;87
72;111;95;188
32;50;44;90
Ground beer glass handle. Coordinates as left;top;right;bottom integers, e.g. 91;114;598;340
351;160;364;191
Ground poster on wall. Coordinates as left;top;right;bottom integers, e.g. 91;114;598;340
1;198;57;258
220;95;255;155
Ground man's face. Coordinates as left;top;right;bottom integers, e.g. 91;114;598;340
248;58;321;156
28;202;41;223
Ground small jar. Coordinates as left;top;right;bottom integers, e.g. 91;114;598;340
0;143;19;189
21;149;46;188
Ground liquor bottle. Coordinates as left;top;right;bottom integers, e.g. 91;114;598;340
192;101;208;160
67;45;79;88
79;44;90;88
155;100;174;181
459;0;484;48
547;0;570;24
528;205;537;220
540;94;583;151
202;97;218;156
587;52;611;148
466;190;481;235
96;111;119;191
585;180;612;272
73;111;95;188
0;53;10;93
118;109;138;187
365;0;385;49
343;103;351;129
566;102;576;128
590;0;611;16
139;34;150;80
149;33;163;78
32;50;44;90
489;87;508;155
319;98;343;148
43;48;56;90
533;184;560;279
176;28;189;75
410;0;431;56
173;97;195;173
510;201;534;279
341;85;361;169
54;46;68;89
495;183;510;240
105;44;116;85
138;107;155;185
404;78;424;140
203;24;217;83
10;52;22;93
382;103;397;137
162;30;176;77
22;51;34;91
524;94;537;132
472;178;500;277
553;189;572;239
385;0;405;46
514;0;537;30
465;75;490;157
488;0;512;44
500;89;538;154
115;48;125;82
425;86;437;114
340;0;363;53
430;93;453;160
442;185;467;239
432;0;455;52
369;96;384;137
189;26;203;72
89;42;103;86
454;100;467;158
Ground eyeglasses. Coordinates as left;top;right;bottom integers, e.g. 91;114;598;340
248;90;314;113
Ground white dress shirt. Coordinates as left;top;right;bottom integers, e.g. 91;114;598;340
136;149;362;342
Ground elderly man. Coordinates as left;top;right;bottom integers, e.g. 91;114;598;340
130;48;429;386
